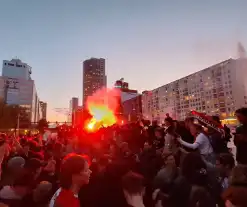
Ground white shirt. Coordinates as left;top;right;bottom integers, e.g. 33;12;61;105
180;133;213;155
49;188;61;207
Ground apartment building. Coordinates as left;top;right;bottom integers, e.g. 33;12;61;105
142;58;247;123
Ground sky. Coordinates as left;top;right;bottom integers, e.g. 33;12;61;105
0;0;247;121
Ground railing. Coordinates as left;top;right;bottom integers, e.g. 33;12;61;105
30;122;72;124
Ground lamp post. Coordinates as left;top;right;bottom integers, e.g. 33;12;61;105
16;112;20;137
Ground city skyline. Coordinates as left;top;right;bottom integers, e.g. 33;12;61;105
0;0;247;121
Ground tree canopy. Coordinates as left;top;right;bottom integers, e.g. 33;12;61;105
37;118;48;133
0;99;31;129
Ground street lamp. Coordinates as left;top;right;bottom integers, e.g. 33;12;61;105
16;111;20;137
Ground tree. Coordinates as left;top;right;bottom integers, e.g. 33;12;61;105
18;107;31;129
37;118;48;134
0;100;18;129
0;99;31;129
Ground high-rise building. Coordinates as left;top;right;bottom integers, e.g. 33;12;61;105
39;101;47;120
82;58;106;106
2;59;32;80
0;59;42;123
68;97;79;123
142;58;247;123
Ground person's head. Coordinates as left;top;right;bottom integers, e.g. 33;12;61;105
120;142;130;155
60;153;91;190
216;153;235;177
43;159;56;174
28;140;41;152
152;120;158;127
185;117;194;129
33;181;52;202
163;153;176;166
44;151;53;161
22;141;30;154
164;117;173;127
29;151;44;160
146;120;151;126
229;165;247;186
225;200;235;207
181;152;207;186
155;127;163;139
122;171;145;197
12;170;33;197
235;108;247;124
143;142;152;151
172;120;179;130
190;124;203;137
97;155;110;172
0;134;6;146
223;186;247;207
178;121;185;128
7;156;25;174
212;115;221;124
24;158;43;179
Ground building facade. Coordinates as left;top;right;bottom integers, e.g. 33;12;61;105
73;106;85;126
142;58;247;123
0;59;42;123
2;59;32;80
114;78;139;118
68;97;79;123
122;95;142;122
82;58;106;106
114;78;139;102
39;101;47;120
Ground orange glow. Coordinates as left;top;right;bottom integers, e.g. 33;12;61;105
87;118;96;131
85;88;120;132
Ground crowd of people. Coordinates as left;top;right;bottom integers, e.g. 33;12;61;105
0;108;247;207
